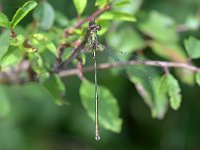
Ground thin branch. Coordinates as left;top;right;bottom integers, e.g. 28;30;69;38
66;5;110;35
58;60;200;77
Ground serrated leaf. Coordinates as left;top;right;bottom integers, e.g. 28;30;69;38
166;74;182;110
99;11;136;22
184;36;200;59
0;86;11;119
43;75;66;106
0;46;23;69
33;1;55;30
10;1;37;28
80;79;122;133
0;12;10;28
195;73;200;86
8;34;25;46
73;0;87;16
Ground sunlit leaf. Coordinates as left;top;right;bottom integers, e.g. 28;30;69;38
95;0;110;8
10;1;37;28
43;75;66;106
33;1;55;30
99;11;136;22
0;12;10;28
73;0;87;16
114;0;130;7
184;36;200;59
31;33;57;57
0;46;23;69
8;34;25;46
0;86;11;119
80;79;122;132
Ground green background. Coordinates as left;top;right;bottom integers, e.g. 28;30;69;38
1;0;200;149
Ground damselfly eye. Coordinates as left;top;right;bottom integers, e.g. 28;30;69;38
89;20;95;28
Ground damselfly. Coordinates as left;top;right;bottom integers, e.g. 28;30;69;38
30;19;164;141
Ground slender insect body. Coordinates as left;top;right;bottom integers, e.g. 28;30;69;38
88;19;102;140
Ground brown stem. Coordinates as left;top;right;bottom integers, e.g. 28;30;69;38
58;60;200;77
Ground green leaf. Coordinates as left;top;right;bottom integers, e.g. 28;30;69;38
113;0;142;15
138;11;178;42
33;1;55;30
114;0;130;7
166;74;182;110
127;65;168;119
150;41;187;62
10;1;37;28
54;11;69;27
8;34;25;46
184;36;200;59
80;79;122;133
28;52;50;80
43;75;66;106
73;0;87;16
95;0;110;8
185;15;200;31
0;86;11;119
31;33;57;57
0;46;23;69
0;12;10;28
106;25;145;53
99;11;136;22
0;30;10;59
195;73;200;86
175;68;194;85
28;34;57;73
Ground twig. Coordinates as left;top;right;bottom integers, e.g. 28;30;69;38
58;60;200;77
65;5;110;35
54;29;90;71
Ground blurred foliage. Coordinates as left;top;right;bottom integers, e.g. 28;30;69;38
0;0;200;149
